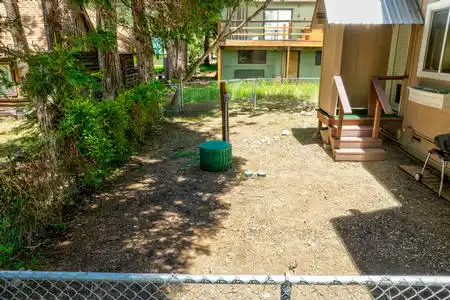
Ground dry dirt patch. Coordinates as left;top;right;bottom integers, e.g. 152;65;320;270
40;111;450;276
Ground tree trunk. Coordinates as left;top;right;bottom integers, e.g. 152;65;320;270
131;0;155;83
3;0;28;51
166;38;187;81
183;0;273;82
46;0;63;50
60;0;84;39
44;0;81;49
203;33;210;66
3;0;29;79
97;2;123;99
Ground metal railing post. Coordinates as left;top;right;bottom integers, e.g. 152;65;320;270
280;281;292;300
252;79;257;108
180;81;184;112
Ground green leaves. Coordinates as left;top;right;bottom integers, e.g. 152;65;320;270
59;82;165;187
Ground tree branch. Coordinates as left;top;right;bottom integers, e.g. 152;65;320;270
183;0;273;82
227;0;273;36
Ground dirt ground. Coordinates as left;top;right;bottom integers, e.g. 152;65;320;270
40;109;450;277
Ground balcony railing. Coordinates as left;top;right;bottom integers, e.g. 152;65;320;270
220;20;316;41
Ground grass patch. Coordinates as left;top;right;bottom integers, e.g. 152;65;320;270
182;80;319;105
183;82;220;104
199;64;217;72
155;65;164;73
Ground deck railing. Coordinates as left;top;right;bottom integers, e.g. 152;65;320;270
221;20;315;41
333;75;352;139
369;76;406;138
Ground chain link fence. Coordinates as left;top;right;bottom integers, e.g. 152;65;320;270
165;78;319;115
1;271;450;300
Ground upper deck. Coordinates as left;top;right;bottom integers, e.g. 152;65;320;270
220;1;323;48
221;20;323;48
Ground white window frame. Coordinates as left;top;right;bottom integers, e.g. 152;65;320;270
418;0;450;81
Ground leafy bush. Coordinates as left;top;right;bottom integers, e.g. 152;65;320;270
1;80;164;265
59;82;165;190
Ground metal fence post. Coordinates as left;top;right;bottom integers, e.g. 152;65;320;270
180;81;184;112
280;281;292;300
252;79;257;108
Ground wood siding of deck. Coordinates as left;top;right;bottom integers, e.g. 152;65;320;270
318;24;344;116
340;25;393;108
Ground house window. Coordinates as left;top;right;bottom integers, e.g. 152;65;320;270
315;51;322;65
238;50;266;64
0;63;16;96
418;1;450;80
264;9;292;40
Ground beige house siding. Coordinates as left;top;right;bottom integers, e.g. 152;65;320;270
0;0;48;50
0;0;134;53
400;0;450;175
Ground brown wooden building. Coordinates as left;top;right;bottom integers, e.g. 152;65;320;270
312;0;450;177
0;0;136;98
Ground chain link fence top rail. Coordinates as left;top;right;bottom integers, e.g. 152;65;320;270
1;271;450;300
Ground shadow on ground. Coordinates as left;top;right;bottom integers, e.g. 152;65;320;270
291;127;321;146
41;121;245;273
331;140;450;275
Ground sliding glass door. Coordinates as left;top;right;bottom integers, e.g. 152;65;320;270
264;10;292;40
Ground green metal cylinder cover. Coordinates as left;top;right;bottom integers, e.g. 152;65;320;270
200;140;232;172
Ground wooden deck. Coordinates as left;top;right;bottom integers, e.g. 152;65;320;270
400;164;449;201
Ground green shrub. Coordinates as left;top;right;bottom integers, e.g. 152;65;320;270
0;82;165;260
59;82;165;189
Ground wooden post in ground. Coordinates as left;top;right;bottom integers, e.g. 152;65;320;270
217;22;222;86
217;46;222;85
220;82;229;142
286;47;291;80
337;101;344;139
372;100;382;138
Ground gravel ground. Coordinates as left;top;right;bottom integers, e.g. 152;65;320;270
40;110;450;277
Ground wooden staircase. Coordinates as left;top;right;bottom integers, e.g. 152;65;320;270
329;125;386;161
324;75;405;162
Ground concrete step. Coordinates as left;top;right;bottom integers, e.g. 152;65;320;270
331;125;374;137
333;147;387;161
331;137;382;149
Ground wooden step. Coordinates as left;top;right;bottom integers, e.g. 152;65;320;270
331;137;382;149
333;148;387;161
331;125;373;137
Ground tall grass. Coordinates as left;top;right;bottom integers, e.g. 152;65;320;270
182;79;319;105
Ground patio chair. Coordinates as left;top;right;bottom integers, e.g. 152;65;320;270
415;134;450;197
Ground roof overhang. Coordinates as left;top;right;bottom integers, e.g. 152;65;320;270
313;0;424;26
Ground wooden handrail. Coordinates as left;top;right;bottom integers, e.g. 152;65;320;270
333;75;352;139
371;76;393;115
333;76;352;114
370;76;395;138
231;32;312;36
225;20;312;23
377;75;408;80
230;26;311;30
